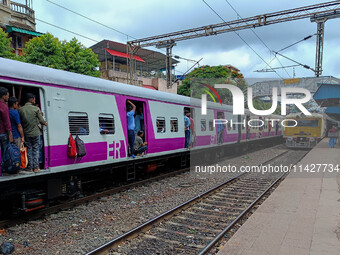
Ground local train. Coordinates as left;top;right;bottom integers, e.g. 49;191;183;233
0;57;282;214
283;112;336;148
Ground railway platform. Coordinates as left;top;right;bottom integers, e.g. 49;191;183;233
217;138;340;255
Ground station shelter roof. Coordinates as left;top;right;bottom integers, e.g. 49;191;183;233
313;83;340;121
313;83;340;107
90;40;179;72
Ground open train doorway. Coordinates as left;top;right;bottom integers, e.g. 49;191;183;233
184;107;196;148
126;99;147;157
0;83;47;170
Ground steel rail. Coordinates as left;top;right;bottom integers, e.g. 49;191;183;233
86;150;290;255
198;171;287;254
198;150;308;254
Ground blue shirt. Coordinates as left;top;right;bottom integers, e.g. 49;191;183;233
134;113;144;133
127;110;135;131
184;116;191;129
217;120;223;132
9;108;21;138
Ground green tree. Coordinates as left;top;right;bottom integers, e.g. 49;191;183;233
62;38;100;77
177;65;281;113
0;28;15;59
252;98;281;114
23;33;100;77
178;65;247;104
23;33;65;69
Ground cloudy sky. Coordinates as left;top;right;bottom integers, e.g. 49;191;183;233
22;0;340;79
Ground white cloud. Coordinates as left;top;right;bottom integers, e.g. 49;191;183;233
30;0;340;79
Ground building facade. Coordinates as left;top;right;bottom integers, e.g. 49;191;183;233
90;40;180;94
0;0;42;55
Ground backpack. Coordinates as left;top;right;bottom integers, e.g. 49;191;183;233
1;143;21;174
67;134;77;158
75;135;86;158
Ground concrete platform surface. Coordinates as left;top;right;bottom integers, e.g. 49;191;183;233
217;138;340;255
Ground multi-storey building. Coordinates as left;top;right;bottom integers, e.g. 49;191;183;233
0;0;42;55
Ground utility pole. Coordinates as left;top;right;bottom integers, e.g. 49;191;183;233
156;41;176;89
311;11;340;77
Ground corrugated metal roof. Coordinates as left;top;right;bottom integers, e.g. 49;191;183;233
105;48;145;63
90;40;179;72
313;83;340;108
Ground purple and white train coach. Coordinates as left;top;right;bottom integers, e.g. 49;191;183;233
0;58;282;213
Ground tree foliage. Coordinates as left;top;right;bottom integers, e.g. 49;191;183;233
23;33;65;69
177;65;247;105
252;98;281;114
0;28;15;59
177;65;281;113
23;33;100;77
62;38;100;77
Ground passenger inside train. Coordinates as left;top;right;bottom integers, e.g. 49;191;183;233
0;84;47;175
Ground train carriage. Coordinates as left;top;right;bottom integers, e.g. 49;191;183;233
283;112;333;148
0;58;283;214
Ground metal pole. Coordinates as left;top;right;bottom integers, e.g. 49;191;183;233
166;44;174;88
315;20;325;77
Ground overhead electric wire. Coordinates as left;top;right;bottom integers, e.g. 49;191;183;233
42;0;208;76
276;34;315;53
35;18;99;43
224;0;291;78
274;51;315;72
44;0;136;40
202;0;283;79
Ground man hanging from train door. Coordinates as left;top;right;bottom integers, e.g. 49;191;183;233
126;100;136;158
184;110;191;149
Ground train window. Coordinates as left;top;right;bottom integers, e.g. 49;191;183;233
201;119;206;131
209;120;214;131
99;114;115;135
156;117;166;133
170;117;178;132
68;112;89;135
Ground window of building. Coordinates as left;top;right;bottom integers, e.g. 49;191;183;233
201;119;206;131
170;117;178;132
156;117;166;133
68;112;89;135
99;114;115;135
209;120;214;131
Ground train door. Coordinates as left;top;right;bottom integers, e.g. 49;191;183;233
39;89;48;169
216;111;225;144
184;107;195;147
0;84;47;169
126;99;148;156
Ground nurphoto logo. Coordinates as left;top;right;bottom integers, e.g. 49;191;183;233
201;83;312;116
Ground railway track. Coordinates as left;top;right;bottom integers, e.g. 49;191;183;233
0;167;190;229
0;144;283;229
86;149;308;255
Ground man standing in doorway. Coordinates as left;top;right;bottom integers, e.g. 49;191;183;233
19;93;47;172
127;100;136;158
9;97;24;149
184;111;191;149
0;87;13;173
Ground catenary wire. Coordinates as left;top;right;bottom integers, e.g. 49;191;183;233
35;18;99;43
202;0;283;79
224;0;291;78
44;0;136;40
41;1;215;76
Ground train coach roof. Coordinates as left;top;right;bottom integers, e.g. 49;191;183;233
0;58;233;111
285;112;325;119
